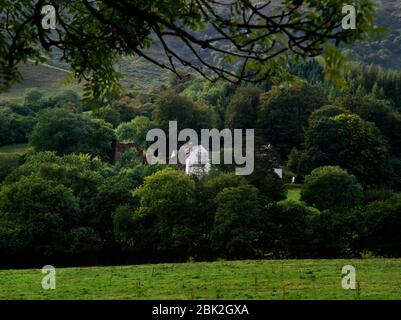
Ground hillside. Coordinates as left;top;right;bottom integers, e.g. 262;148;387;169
0;63;80;102
350;0;401;69
0;56;168;103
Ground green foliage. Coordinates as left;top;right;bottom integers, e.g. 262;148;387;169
363;188;396;205
0;153;21;182
24;89;45;106
360;195;401;256
50;90;81;110
0;89;84;147
344;64;401;109
198;172;249;240
153;91;218;134
7;103;34;116
0;0;378;99
211;185;264;259
304;113;390;186
118;147;142;168
115;116;154;149
225;86;261;129
264;200;318;258
258;174;287;203
257;83;328;158
202;172;248;200
128;167;201;259
389;157;401;190
88;165;159;245
301;166;364;212
286;147;309;180
30;109;115;161
68;227;104;257
153;91;198;132
335;95;401;156
308;105;350;126
308;209;357;258
0;108;35;146
92;107;121;128
180;78;236;118
4;152;113;216
111;95;154;121
0;175;80;257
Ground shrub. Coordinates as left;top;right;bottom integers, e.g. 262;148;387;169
360;195;401;256
118;147;142;168
211;185;264;259
301;166;363;212
0;175;80;258
225;86;261;129
130;167;200;260
0;153;21;182
115;116;154;149
258;173;287;202
30;109;115;161
257;83;328;158
92;107;121;127
363;188;396;205
308;105;349;126
304;113;390;186
264;200;318;258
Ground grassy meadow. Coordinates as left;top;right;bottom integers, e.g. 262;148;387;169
287;188;302;202
1;259;400;300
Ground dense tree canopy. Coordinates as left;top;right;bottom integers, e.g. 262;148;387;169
360;195;401;256
308;105;350;126
225;86;261;129
116;116;154;149
335;95;401;155
0;175;80;258
30;109;115;161
257;83;328;158
304;113;390;186
264;200;318;258
301;166;364;213
211;185;264;259
130;167;201;259
153;91;218;134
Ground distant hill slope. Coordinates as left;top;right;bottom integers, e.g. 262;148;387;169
350;0;401;69
0;63;80;102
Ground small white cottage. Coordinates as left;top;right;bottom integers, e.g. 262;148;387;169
170;142;211;177
185;145;211;176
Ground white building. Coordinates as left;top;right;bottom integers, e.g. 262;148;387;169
185;145;211;176
170;142;211;177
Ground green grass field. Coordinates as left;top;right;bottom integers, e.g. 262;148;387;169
287;188;301;202
1;259;400;300
0;143;29;155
